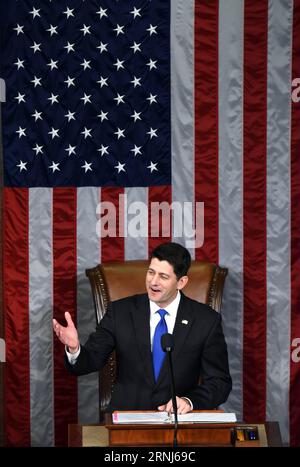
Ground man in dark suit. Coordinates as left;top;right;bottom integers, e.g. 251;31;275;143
53;242;232;414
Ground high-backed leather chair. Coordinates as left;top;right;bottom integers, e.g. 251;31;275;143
86;260;228;421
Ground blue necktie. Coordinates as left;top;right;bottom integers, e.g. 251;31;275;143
152;309;168;382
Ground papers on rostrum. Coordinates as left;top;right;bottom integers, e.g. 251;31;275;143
112;411;237;424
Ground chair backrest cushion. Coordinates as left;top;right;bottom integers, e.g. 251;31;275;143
97;260;227;312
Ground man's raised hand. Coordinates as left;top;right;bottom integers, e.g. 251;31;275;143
53;311;79;353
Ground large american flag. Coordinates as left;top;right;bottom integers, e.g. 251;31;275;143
1;0;300;447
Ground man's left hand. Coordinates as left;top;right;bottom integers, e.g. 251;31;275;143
157;396;192;415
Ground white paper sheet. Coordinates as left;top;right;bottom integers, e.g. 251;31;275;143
112;411;237;424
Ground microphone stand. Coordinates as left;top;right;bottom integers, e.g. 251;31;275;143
166;350;178;448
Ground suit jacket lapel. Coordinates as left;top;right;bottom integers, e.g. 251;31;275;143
130;294;155;386
172;293;194;360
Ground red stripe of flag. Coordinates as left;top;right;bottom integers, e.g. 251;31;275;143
290;0;300;447
101;188;125;262
53;188;78;446
3;188;30;446
194;0;219;263
243;0;268;423
148;186;172;255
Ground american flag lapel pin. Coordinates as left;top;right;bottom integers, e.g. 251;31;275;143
181;320;188;325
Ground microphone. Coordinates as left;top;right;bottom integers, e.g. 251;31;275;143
161;333;178;447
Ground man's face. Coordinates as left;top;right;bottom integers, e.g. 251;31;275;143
145;257;188;307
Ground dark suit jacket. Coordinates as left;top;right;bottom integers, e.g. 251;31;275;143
66;292;232;411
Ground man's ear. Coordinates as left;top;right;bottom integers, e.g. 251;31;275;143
177;275;189;290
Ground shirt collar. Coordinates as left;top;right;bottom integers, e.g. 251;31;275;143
149;290;181;318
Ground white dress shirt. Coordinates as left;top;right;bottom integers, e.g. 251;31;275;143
149;290;181;350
